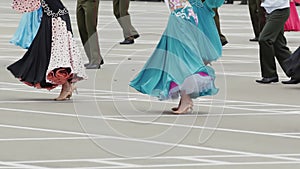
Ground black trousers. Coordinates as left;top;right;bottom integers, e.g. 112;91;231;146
258;8;291;78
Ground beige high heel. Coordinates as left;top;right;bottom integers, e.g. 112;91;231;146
172;91;193;114
54;82;76;101
54;90;72;101
172;104;194;112
172;103;193;114
54;85;67;101
172;101;193;112
65;85;77;99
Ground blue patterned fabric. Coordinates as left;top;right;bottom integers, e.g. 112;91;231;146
10;7;42;49
130;0;223;100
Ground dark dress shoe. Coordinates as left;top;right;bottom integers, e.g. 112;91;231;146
221;40;228;46
249;37;258;42
133;34;140;39
224;0;233;4
86;64;101;69
282;78;300;84
256;77;279;84
85;60;103;67
84;63;90;67
120;38;134;45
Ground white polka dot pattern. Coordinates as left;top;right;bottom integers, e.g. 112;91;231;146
46;17;87;84
12;0;41;13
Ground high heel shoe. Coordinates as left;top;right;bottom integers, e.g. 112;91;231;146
172;107;179;111
54;83;77;101
54;90;72;101
172;101;193;112
172;104;193;114
66;85;77;99
71;85;78;94
171;100;181;111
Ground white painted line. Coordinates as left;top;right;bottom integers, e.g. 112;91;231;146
2;85;300;114
1;106;300;142
2;80;299;108
0;137;103;142
88;159;140;168
0;124;92;137
10;153;300;164
97;111;300;118
1;123;300;162
178;156;229;164
36;161;300;169
278;133;300;135
0;161;48;169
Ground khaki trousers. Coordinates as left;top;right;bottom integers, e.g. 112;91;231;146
77;0;102;64
113;0;138;39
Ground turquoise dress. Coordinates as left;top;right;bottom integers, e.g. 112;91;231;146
10;7;42;49
130;0;224;100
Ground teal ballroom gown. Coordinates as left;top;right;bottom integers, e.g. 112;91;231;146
130;0;224;100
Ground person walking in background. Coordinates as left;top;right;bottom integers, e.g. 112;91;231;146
113;0;140;45
130;0;223;114
77;0;103;69
256;0;292;84
8;0;87;101
248;0;266;42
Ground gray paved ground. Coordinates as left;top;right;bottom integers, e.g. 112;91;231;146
0;0;300;168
